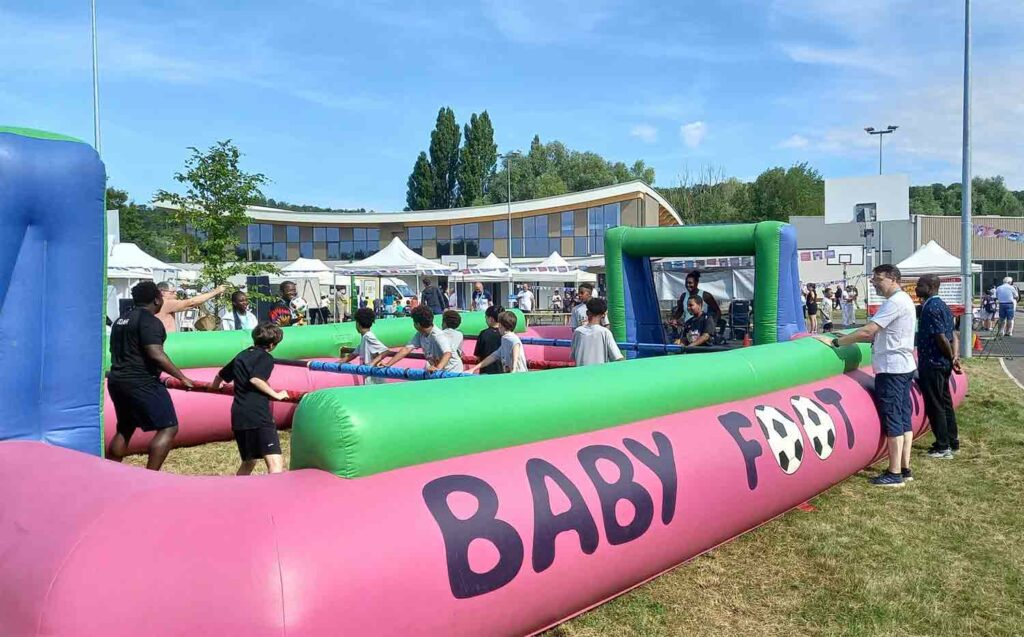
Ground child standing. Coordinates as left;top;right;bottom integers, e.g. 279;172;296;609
571;298;624;366
386;305;463;373
441;309;465;362
473;305;504;374
340;307;391;384
210;323;289;475
469;311;528;373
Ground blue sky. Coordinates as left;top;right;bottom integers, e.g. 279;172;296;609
2;0;1022;211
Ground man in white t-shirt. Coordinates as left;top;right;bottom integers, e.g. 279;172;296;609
819;264;917;487
516;283;535;313
995;276;1019;337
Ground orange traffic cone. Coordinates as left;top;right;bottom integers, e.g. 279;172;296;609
973;333;982;352
743;333;752;347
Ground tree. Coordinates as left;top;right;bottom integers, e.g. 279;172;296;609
154;140;274;290
428;107;461;208
909;186;943;214
457;111;497;206
107;187;180;261
406;152;434;211
749;162;823;221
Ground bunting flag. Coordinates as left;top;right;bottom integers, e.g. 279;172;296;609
972;223;1024;243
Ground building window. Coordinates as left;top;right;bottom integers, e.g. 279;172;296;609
287;225;300;243
493;220;509;239
300;241;313;258
561;211;574;236
587;203;620;255
314;227;327;242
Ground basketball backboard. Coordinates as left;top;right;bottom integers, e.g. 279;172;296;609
827;245;864;266
825;174;909;224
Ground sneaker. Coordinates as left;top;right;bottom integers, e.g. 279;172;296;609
928;448;954;459
870;472;905;487
901;468;914;481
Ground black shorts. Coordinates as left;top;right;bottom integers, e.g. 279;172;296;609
108;379;178;439
234;427;282;461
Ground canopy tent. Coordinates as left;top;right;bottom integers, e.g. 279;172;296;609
514;251;597;283
449;252;515;282
278;257;334;286
335;237;454;276
895;240;982;276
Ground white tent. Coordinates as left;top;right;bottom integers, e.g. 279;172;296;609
514;251;597;283
335;237;454;276
450;252;515;282
279;257;335;286
106;243;181;321
896;240;982;276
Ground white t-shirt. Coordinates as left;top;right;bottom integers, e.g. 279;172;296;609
571;324;623;366
570;301;610;329
441;328;464;359
869;289;917;374
218;309;259;331
996;283;1019;304
355;330;389;385
516;289;535;312
408;328;463;373
498;332;528;373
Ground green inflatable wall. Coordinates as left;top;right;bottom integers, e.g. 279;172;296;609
291;337;870;478
157;310;524;369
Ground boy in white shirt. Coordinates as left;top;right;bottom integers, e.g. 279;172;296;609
339;308;391;384
571;298;624;366
468;311;528;373
441;310;465;361
386;305;463;374
819;264;917;487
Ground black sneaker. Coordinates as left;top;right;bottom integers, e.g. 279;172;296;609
901;468;914;481
928;448;954;459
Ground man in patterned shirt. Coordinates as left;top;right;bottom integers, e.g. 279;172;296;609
915;274;962;459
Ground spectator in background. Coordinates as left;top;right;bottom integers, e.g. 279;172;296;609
840;285;856;326
156;281;227;333
420;278;447;314
805;283;819;333
980;286;997;331
516;283;535;314
552;290;563;313
915;274;962;459
219;291;259;331
833;285;843;312
672;271;721;326
472;282;492;311
334;285;350;322
995;276;1019;337
682;296;716;347
268;281;306;326
447;287;458;310
821;264;916;487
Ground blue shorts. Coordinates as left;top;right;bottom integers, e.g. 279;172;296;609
875;372;914;437
998;302;1015;320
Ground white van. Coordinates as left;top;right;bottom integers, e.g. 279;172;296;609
351;276;417;306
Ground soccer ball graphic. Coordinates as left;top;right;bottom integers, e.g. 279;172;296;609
790;396;836;460
754;405;804;474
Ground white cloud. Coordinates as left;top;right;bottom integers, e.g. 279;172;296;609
630;124;657;143
778;134;809;149
680;121;706;149
780;44;903;76
481;0;613;45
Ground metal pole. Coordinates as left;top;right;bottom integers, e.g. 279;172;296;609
878;134;883;175
960;0;974;357
90;0;102;154
506;154;514;302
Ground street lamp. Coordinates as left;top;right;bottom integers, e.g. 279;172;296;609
864;125;898;174
864;125;898;268
501;151;521;300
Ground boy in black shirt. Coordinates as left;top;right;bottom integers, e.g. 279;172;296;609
682;296;716;347
211;323;289;475
107;281;195;471
474;305;504;374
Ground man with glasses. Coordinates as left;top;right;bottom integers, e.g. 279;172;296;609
819;264;917;487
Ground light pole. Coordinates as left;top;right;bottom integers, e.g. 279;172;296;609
501;151;521;301
91;0;102;155
960;0;974;357
864;125;898;268
864;125;898;175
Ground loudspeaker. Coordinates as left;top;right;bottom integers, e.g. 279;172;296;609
247;276;272;323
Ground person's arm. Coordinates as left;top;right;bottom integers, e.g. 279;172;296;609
606;329;624;362
671;296;684;321
209;373;224;390
815;321;881;347
339;351;357;364
249;377;289;401
143;344;193;386
951;332;962;373
368;350;391;367
474;332;486;358
428;352;451;373
467;351;499;373
511;342;524;370
384;345;415;366
570;330;581;363
169;285;227;312
704;292;722;320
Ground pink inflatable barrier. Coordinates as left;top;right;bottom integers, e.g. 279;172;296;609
0;369;965;636
105;327;574;455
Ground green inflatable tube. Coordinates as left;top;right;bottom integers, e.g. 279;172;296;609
153;310;524;370
290;337;871;478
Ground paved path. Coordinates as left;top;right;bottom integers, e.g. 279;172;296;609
975;332;1024;390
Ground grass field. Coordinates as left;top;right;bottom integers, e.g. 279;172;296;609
129;358;1024;636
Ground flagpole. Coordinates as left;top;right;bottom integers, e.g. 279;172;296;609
960;0;973;357
91;0;102;155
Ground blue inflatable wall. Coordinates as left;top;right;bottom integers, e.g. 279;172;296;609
0;128;106;455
